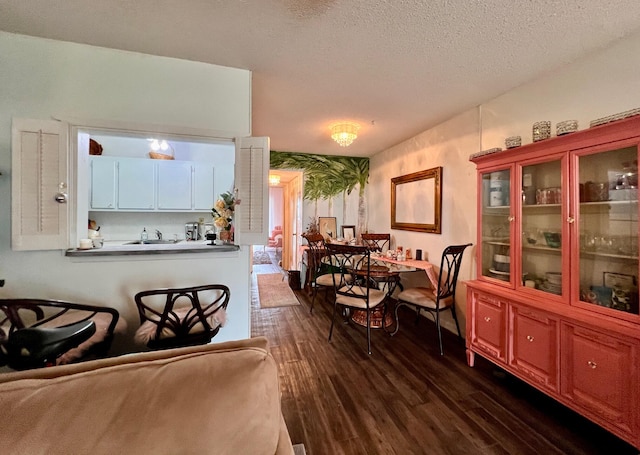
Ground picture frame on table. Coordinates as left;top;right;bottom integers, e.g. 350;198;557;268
341;225;356;242
318;217;337;240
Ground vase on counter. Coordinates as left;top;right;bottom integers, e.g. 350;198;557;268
219;228;232;244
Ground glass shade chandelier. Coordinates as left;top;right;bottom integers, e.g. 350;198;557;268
330;122;360;147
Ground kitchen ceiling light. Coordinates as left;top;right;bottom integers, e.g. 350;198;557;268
269;174;281;185
148;138;170;151
330;122;360;147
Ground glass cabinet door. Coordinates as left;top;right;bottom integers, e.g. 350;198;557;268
480;169;512;283
577;146;639;317
520;159;564;295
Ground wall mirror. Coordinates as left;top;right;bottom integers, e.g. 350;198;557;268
391;166;442;233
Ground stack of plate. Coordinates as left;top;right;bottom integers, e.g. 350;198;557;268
489;254;511;281
488;268;510;281
541;272;562;295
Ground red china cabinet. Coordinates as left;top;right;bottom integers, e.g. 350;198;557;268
466;115;640;449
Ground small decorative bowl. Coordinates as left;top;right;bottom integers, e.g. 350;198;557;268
556;120;578;135
505;136;521;149
532;121;551;142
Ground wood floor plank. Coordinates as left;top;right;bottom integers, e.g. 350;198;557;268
251;268;637;455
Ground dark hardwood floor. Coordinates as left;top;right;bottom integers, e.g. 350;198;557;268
251;265;637;455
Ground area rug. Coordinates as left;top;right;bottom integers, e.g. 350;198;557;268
253;249;273;265
257;273;300;308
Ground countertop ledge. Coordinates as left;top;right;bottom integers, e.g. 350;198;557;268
65;241;240;257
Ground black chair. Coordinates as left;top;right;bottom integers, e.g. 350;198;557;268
326;243;389;355
134;284;230;350
392;243;472;355
361;233;391;253
302;232;335;313
0;298;122;369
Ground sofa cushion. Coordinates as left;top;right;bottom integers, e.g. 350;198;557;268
0;337;293;455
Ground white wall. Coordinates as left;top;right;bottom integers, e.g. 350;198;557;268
301;188;361;234
368;29;640;335
0;32;253;351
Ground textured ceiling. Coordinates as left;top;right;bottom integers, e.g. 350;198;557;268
2;0;640;157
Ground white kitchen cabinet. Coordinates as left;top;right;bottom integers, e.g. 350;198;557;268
89;156;225;212
90;156;117;209
214;164;235;202
118;158;155;209
193;163;215;210
158;160;192;210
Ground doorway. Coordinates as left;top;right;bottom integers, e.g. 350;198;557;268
268;170;303;272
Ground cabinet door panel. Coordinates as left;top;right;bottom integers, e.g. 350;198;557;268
118;159;155;209
470;292;507;362
194;164;215;210
214;164;235;200
561;324;637;437
576;146;639;320
509;305;558;391
90;157;116;209
157;161;192;210
479;168;513;286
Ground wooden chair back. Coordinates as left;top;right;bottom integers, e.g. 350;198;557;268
361;233;391;252
134;284;230;350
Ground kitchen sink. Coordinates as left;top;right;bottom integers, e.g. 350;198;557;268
125;240;181;245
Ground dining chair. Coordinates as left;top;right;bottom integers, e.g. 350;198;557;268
325;243;388;355
301;232;335;313
391;243;472;355
361;233;391;253
361;232;404;294
134;284;230;350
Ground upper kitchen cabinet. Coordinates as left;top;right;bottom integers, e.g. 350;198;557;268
90;156;117;209
90;156;223;212
117;158;155;210
157;160;192;210
87;133;236;213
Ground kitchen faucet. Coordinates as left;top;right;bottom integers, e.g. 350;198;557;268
155;229;163;240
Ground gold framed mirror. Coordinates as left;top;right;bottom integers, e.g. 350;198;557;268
391;166;442;233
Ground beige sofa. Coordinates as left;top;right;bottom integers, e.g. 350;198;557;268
0;337;294;455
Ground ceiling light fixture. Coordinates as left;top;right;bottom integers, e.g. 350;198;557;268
269;174;281;186
330;122;360;147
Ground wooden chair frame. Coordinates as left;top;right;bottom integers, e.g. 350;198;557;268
302;232;331;313
134;284;230;350
361;233;391;252
0;298;120;366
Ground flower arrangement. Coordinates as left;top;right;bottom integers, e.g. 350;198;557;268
212;190;239;232
305;216;318;234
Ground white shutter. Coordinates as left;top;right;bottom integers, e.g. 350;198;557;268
235;137;269;245
12;119;69;250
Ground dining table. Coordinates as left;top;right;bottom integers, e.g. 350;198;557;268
332;252;439;329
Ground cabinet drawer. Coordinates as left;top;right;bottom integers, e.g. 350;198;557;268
509;305;558;392
470;292;507;363
561;323;638;438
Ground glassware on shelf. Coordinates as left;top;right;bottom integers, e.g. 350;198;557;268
578;147;638;315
